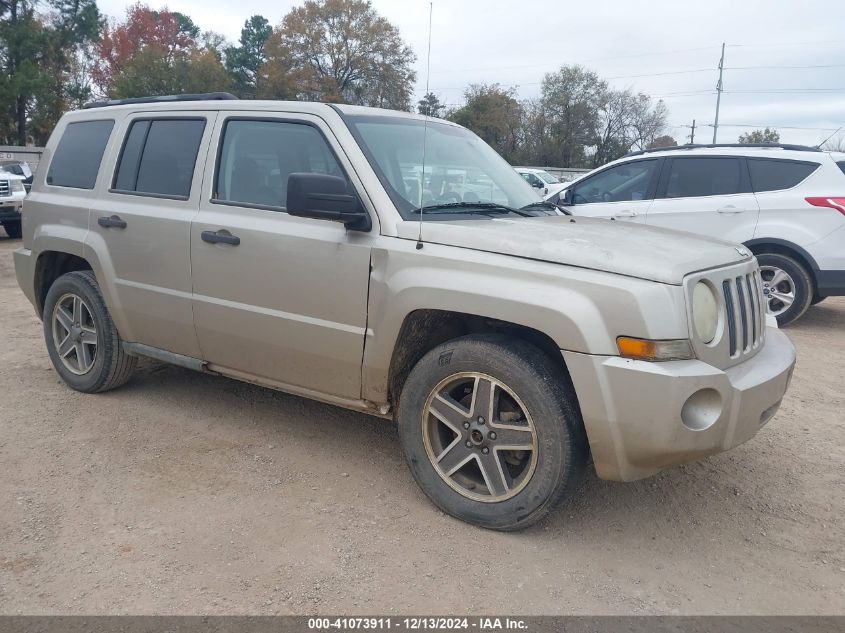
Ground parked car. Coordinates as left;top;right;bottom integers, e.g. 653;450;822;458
515;167;568;201
0;159;34;192
14;95;795;530
558;144;845;325
0;171;27;238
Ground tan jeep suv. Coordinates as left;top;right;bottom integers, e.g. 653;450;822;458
14;94;796;530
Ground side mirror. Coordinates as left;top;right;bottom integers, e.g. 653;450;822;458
561;188;574;205
286;173;371;231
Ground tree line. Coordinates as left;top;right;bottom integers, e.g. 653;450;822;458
2;0;679;168
430;67;674;168
1;0;416;146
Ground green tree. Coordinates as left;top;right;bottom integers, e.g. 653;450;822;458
540;65;606;167
738;127;780;144
417;92;444;117
225;15;271;98
0;0;101;145
265;0;416;109
648;134;678;149
448;84;522;163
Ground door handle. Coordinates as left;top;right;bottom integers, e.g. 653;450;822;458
716;206;744;214
98;215;127;229
201;229;240;246
612;210;637;218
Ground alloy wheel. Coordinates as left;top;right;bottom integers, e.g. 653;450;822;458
51;293;98;375
421;372;539;503
760;266;795;317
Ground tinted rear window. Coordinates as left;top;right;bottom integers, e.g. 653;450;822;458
113;119;205;198
47;120;114;189
665;157;742;198
748;158;819;192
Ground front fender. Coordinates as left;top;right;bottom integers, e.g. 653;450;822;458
361;240;689;402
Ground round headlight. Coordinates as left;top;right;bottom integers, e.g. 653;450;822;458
692;282;719;344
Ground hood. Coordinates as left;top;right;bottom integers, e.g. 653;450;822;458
398;215;751;285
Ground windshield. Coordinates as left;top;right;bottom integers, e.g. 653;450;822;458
536;170;558;184
344;115;548;219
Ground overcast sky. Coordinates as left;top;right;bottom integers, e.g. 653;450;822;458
97;0;845;147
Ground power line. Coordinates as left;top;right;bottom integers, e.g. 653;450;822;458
725;63;845;71
724;88;845;94
702;123;845;131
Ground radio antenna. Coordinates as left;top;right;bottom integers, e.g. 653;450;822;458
815;125;843;149
416;1;433;250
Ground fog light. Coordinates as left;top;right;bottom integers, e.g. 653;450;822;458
681;388;722;431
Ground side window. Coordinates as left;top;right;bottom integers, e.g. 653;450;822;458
572;160;656;204
665;157;741;198
113;119;205;198
837;161;845;176
748;158;820;192
47;120;114;189
214;119;346;209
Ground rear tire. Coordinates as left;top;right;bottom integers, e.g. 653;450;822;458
397;334;588;531
42;270;136;393
3;221;21;239
756;253;813;326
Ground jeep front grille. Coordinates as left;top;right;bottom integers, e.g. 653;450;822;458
684;259;766;370
722;271;765;357
0;180;9;197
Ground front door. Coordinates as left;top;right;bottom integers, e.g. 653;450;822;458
645;156;760;243
87;113;215;357
563;158;659;223
190;113;374;399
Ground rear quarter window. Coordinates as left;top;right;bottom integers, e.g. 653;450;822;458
837;161;845;176
46;120;114;189
748;158;819;193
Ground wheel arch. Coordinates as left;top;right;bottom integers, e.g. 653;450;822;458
34;250;93;317
745;238;820;289
384;309;572;410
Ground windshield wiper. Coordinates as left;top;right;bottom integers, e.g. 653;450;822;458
519;201;569;215
416;202;533;217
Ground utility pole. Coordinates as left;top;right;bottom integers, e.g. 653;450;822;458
713;42;725;143
689;119;696;144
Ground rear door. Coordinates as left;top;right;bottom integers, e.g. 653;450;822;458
562;158;659;222
645;156;760;242
87;113;216;357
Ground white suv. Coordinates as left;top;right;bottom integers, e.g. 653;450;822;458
559;144;845;325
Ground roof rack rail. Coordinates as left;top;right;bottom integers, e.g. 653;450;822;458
82;92;238;110
624;142;823;158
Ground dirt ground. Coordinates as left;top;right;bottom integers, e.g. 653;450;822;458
0;235;842;616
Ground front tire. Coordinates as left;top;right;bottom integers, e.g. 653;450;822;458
756;253;813;326
397;334;588;531
3;221;21;239
42;271;136;393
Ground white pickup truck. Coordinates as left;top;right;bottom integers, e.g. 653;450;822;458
0;170;26;238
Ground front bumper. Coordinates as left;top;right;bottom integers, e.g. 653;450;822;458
563;326;796;481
